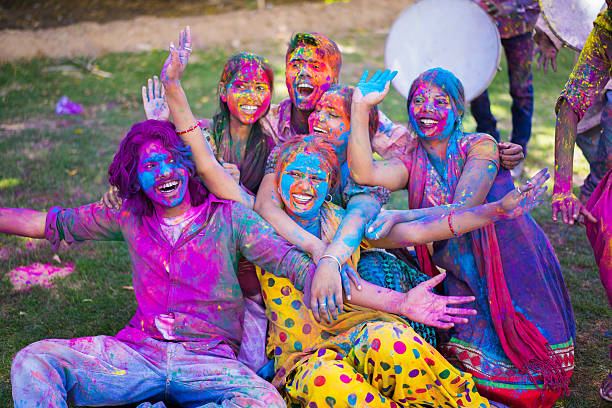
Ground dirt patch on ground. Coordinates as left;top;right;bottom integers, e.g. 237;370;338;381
0;0;324;30
0;0;414;62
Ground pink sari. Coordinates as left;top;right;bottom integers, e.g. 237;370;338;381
586;168;612;359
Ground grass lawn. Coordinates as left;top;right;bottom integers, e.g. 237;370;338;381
0;28;611;407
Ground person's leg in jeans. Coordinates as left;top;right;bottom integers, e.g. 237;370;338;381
470;90;501;141
169;343;284;408
504;32;535;154
11;335;167;408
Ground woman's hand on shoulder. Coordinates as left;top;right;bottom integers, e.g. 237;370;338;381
498;141;524;170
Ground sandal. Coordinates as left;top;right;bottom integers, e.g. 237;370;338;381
601;371;612;402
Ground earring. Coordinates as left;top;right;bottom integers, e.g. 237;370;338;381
325;194;332;203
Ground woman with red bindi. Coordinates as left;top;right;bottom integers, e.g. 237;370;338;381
260;136;548;408
346;68;575;408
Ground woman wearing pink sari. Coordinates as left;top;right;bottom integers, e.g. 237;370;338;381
346;68;575;407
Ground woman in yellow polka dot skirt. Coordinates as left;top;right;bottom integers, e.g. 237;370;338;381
258;123;547;407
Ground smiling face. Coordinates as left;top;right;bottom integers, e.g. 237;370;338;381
308;90;350;158
408;82;457;141
279;152;330;220
286;44;337;112
136;140;190;215
222;62;271;125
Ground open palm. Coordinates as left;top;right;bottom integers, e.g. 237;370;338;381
400;273;476;329
353;69;397;107
160;26;192;87
142;76;170;121
499;168;549;219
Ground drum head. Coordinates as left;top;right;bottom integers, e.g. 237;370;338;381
385;0;501;102
541;0;605;51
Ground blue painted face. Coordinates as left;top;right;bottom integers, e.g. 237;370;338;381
279;152;330;220
137;140;190;210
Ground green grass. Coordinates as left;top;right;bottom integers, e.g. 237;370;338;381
0;31;610;407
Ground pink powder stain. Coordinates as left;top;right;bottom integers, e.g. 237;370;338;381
10;262;75;291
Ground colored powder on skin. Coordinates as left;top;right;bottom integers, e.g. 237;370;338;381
224;61;271;125
279;152;329;221
137;140;190;212
286;44;335;112
10;262;75;291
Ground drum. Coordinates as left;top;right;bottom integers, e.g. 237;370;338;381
540;0;606;51
384;0;501;102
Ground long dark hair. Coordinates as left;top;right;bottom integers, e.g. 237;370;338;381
108;120;208;217
213;52;275;194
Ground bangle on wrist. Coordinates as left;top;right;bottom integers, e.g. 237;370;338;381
448;211;459;237
176;122;200;135
319;254;341;270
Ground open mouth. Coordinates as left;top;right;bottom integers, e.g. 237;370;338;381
291;192;314;206
297;83;314;98
157;180;181;195
312;125;327;134
418;117;439;128
240;104;260;114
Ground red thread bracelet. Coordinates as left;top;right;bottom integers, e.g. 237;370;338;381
448;210;459;237
177;122;200;135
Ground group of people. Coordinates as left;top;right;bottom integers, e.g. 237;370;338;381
2;0;612;407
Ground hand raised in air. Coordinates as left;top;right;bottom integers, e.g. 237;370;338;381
142;76;170;121
161;26;193;88
353;69;398;107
